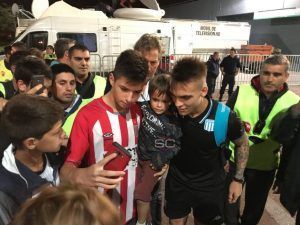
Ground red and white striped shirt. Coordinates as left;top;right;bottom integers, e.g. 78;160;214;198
66;97;142;223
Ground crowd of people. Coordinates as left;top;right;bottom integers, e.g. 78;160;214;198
0;34;299;225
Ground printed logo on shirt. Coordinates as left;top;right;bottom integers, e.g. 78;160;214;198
103;132;113;139
204;119;214;132
127;146;138;167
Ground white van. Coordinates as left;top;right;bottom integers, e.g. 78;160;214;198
14;1;251;73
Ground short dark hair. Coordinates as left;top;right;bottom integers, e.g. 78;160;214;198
29;47;43;59
172;57;207;83
134;34;161;54
54;38;76;59
46;45;54;51
148;74;171;98
262;54;290;72
11;41;27;52
68;44;89;57
230;47;237;53
14;57;51;85
4;46;11;55
51;63;75;81
113;49;148;83
9;50;30;67
1;95;64;148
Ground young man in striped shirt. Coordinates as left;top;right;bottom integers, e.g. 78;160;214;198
61;49;149;224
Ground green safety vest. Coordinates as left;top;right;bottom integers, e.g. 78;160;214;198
62;98;90;137
43;54;57;60
0;82;5;98
230;84;299;171
0;60;12;82
77;75;106;103
92;75;106;100
63;75;107;136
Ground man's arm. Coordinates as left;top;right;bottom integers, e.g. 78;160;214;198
232;133;249;179
60;110;125;189
226;110;249;204
0;98;7;112
228;133;249;203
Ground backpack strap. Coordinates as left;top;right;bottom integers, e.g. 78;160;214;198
214;102;230;147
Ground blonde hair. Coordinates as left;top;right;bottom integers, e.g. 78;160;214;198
12;183;122;225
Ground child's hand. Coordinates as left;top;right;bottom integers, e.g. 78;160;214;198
153;164;169;180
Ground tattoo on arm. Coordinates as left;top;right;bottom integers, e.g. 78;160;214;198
232;133;249;178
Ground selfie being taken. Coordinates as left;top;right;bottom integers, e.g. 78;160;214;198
0;0;300;225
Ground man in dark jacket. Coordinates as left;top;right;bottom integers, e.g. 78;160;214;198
206;52;220;97
219;48;241;101
271;101;300;224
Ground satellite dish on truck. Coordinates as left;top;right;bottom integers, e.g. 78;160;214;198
114;0;164;21
31;0;49;19
139;0;160;10
11;3;20;17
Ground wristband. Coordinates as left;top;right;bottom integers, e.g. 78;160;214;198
233;176;244;184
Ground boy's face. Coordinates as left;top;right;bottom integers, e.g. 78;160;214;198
35;121;65;152
46;47;54;54
170;78;207;116
109;74;145;111
150;90;170;115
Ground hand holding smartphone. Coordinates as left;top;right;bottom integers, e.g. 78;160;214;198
103;142;131;171
30;75;45;95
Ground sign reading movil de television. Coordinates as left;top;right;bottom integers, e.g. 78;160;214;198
196;25;221;36
193;22;251;49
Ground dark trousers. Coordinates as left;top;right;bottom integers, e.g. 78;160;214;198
224;164;275;225
207;76;217;97
219;75;235;100
150;181;162;225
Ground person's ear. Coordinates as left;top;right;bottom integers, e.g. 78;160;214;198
285;72;289;80
22;137;38;150
64;50;69;59
201;85;208;97
17;80;29;93
109;73;115;87
199;78;208;97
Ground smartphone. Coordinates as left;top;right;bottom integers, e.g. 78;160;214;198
30;75;45;95
104;142;131;171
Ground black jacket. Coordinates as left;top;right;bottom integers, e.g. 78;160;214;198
0;145;59;224
206;55;220;79
271;102;300;216
138;102;182;170
220;55;241;75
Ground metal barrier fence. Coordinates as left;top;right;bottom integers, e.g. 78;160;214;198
93;53;300;86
